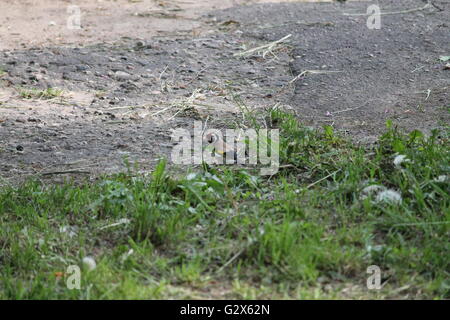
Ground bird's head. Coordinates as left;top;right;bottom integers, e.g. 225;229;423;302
205;132;219;144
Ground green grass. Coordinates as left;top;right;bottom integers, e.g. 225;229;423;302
0;110;448;299
18;87;64;100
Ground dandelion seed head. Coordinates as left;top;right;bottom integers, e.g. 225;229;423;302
375;190;402;204
82;257;96;271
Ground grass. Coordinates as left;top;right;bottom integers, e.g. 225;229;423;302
18;87;64;100
0;109;448;299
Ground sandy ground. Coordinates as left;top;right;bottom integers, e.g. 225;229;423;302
0;0;342;50
0;0;240;50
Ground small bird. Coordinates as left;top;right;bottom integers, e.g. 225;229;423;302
204;132;237;162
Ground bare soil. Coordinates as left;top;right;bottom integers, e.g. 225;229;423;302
0;0;448;183
215;0;449;142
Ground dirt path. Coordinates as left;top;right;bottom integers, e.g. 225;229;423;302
215;0;450;142
0;0;338;50
0;0;246;50
0;0;448;183
0;0;295;182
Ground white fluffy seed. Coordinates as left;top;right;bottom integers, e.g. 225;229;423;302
375;190;402;204
433;175;448;183
82;257;97;271
393;154;410;167
362;185;386;194
360;185;386;200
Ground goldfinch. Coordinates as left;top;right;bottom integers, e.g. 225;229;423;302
204;132;238;162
